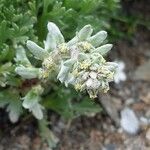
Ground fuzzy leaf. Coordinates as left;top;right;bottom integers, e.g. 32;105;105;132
57;62;70;83
78;24;93;41
15;46;31;66
30;103;43;120
88;31;107;47
0;90;22;123
67;36;78;46
27;40;49;60
22;85;44;120
93;44;113;55
44;33;57;52
7;98;22;123
22;93;40;109
38;119;59;148
78;53;88;61
15;66;40;79
47;22;64;45
63;59;76;67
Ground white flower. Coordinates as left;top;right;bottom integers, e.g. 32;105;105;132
114;61;126;84
89;71;97;79
82;72;89;80
16;22;118;99
86;78;100;89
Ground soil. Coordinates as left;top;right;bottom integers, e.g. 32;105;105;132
0;1;150;150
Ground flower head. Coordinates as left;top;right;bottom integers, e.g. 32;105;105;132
15;22;117;98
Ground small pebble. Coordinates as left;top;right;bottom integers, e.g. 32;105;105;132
120;107;140;134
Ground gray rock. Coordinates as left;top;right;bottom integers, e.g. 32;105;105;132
99;94;121;126
120;107;140;134
134;60;150;81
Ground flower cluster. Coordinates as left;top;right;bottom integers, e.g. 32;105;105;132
15;22;117;98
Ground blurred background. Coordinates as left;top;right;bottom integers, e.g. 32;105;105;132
0;0;150;149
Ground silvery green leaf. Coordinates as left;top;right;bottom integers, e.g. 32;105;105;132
64;74;75;87
27;40;49;60
106;62;118;71
22;94;40;109
77;25;93;41
44;33;57;52
107;62;118;68
38;119;59;148
15;66;40;79
0;91;22;123
78;53;88;61
0;62;12;76
63;58;76;67
22;85;44;120
93;44;113;55
57;62;70;83
90;64;99;71
15;46;31;66
120;107;140;134
22;85;43;109
30;103;43;120
91;52;104;63
67;36;78;46
0;79;6;87
67;25;93;46
47;22;64;45
88;31;107;47
8;108;20;123
6;98;22;123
